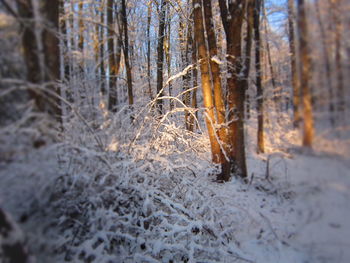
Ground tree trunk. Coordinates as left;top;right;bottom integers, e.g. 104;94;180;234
107;0;118;111
203;0;230;178
15;0;42;84
78;0;84;55
193;0;222;165
297;0;314;147
100;0;106;95
147;1;152;99
182;12;192;128
254;0;264;154
121;0;133;106
189;32;198;132
218;0;247;179
156;0;167;114
165;4;172;110
288;0;301;128
262;6;277;108
244;0;254;121
315;0;334;125
330;0;345;114
60;0;70;82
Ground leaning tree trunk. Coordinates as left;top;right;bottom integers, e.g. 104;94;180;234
193;0;222;165
203;0;230;179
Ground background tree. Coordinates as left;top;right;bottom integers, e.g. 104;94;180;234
297;0;314;147
156;0;167;114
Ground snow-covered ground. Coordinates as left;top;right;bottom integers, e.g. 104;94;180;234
1;110;350;263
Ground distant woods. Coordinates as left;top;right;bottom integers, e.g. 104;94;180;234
3;0;349;180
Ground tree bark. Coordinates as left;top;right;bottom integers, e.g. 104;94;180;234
315;0;334;125
147;1;152;99
244;0;254;121
107;0;118;111
121;0;133;106
254;0;264;154
203;0;230;178
156;0;167;114
330;0;345;114
297;0;314;147
218;0;247;179
99;0;106;95
288;0;301;128
193;0;222;165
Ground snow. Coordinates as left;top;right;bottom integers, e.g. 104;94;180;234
0;107;349;262
211;55;224;65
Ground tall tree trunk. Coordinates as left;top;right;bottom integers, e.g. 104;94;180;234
165;4;172;110
60;0;70;82
218;0;247;179
288;0;301;128
121;0;133;106
203;0;230;179
147;1;152;99
330;0;345;114
315;0;334;125
99;0;106;95
40;0;62;122
193;0;222;165
297;0;314;147
262;6;277;108
107;0;118;111
254;0;264;153
78;0;84;53
244;0;254;121
182;12;192;128
189;32;198;132
156;0;167;114
15;0;42;85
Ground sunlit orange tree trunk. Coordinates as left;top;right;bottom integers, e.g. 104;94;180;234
297;0;314;147
203;0;230;180
193;0;222;165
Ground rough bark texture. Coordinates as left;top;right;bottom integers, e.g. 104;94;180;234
297;0;314;147
121;0;133;106
218;0;247;179
193;0;222;164
254;0;264;154
156;0;167;114
288;0;301;128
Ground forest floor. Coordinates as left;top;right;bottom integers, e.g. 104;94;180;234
0;111;350;263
